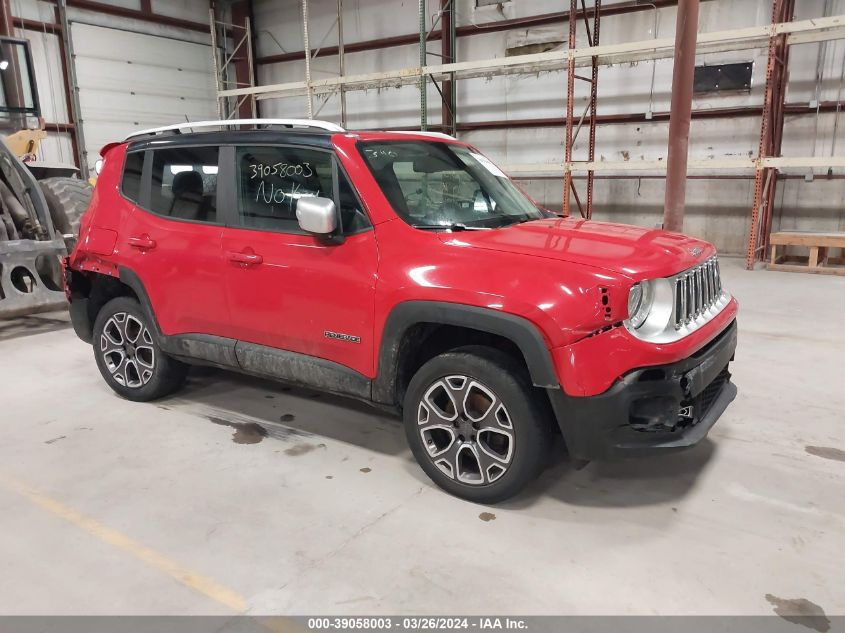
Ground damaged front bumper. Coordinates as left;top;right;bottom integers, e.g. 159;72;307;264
548;320;738;461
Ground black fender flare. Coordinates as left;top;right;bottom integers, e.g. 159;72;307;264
67;266;158;344
118;266;165;339
372;301;560;405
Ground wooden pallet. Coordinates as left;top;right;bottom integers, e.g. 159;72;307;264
768;231;845;275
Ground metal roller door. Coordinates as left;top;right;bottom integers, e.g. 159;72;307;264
70;22;217;172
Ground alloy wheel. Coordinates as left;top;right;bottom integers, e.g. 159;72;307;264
417;375;515;485
100;312;156;388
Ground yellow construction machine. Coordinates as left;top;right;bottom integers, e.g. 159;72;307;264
0;36;92;318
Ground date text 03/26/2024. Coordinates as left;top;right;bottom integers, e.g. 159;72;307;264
307;617;528;630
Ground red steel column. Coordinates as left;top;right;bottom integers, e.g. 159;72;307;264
0;0;12;34
746;0;793;269
562;0;577;217
585;0;601;219
663;0;700;233
230;0;256;119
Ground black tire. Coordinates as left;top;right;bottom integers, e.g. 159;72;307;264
39;177;93;236
92;297;187;402
403;346;552;504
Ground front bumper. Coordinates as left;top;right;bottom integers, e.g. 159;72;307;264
548;320;737;460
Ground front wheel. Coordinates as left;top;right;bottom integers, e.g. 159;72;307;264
92;297;187;401
403;347;552;504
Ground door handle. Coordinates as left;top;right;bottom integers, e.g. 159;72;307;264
227;250;263;266
128;235;156;250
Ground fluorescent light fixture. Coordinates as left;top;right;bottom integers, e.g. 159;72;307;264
169;165;218;175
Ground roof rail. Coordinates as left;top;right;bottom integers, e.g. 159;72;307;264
386;130;456;140
124;118;345;141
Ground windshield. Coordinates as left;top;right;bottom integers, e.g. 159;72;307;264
358;141;544;230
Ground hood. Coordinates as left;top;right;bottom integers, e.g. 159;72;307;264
438;218;716;280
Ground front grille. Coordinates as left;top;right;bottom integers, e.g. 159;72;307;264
673;256;723;330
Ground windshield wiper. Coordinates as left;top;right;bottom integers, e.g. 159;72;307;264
488;216;536;228
412;223;492;231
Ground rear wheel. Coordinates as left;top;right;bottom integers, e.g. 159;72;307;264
403;346;552;504
92;297;187;401
39;177;93;236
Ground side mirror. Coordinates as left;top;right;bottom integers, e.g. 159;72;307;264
296;196;337;235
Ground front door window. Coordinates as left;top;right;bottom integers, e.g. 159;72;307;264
235;146;370;234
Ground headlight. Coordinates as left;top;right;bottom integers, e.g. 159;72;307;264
624;257;732;343
625;278;681;340
94;158;104;175
627;281;654;329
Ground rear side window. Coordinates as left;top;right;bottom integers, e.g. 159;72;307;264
148;146;219;223
121;151;144;203
236;146;370;234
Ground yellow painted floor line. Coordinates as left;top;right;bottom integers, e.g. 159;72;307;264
0;473;247;613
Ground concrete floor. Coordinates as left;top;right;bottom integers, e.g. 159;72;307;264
0;257;843;617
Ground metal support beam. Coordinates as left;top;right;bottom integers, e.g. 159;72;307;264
302;0;313;118
256;0;700;66
221;15;845;101
503;155;845;175
209;6;224;120
585;0;601;219
451;101;845;131
663;0;700;233
440;0;456;136
211;3;257;121
418;0;427;131
230;0;257;119
337;0;346;127
746;0;795;269
563;0;578;217
63;0;209;33
56;1;84;173
563;0;600;219
0;0;16;35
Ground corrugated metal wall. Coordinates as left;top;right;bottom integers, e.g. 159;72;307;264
71;21;216;169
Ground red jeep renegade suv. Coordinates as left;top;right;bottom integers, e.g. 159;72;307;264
64;119;738;503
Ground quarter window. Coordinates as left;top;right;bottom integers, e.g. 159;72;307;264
148;147;219;223
338;168;370;234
